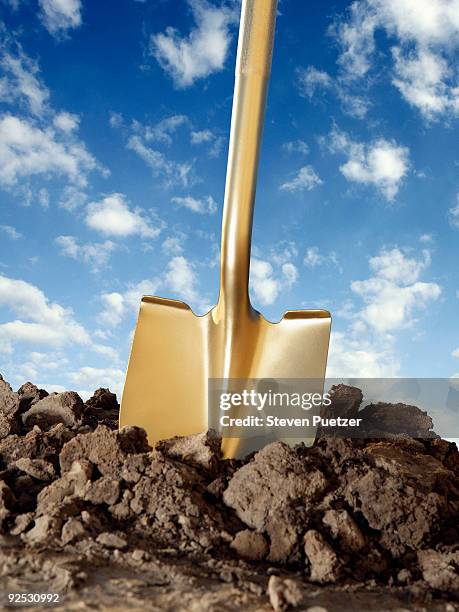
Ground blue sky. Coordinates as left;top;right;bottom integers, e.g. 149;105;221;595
0;0;458;398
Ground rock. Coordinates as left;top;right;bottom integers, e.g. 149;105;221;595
130;453;226;549
81;509;104;533
364;442;454;489
223;442;327;562
83;388;119;430
60;425;151;478
22;392;85;430
85;388;118;411
97;532;127;549
10;512;34;536
322;509;366;552
317;385;363;438
156;429;221;473
0;375;20;439
312;437;365;475
397;568;411;584
61;518;85;545
35;461;93;517
17;382;48;412
109;489;134;520
267;575;303;612
120;453;150;483
14;458;55;481
427;438;459;476
230;530;268;561
359;402;434;437
0;423;74;468
304;530;339;584
342;443;459;556
418;549;459;594
322;384;363;419
0;481;15;529
22;515;62;546
84;477;120;506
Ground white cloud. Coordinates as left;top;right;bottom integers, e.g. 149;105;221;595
327;246;441;377
15;350;68;382
38;0;82;36
68;366;125;399
452;347;459;358
250;260;279;306
53;111;79;132
165;256;200;303
55;235;117;271
269;241;299;266
392;47;459;119
171;195;217;214
449;194;459;228
280;165;322;193
190;129;213;144
98;292;125;327
304;246;340;270
337;90;371;119
282;262;298;287
190;129;224;157
127;135;194;187
0;224;22;239
98;279;161;327
0;274;90;351
58;185;86;210
124;279;161;310
297;66;333;97
351;248;441;333
0;115;98;188
367;247;430;284
162;234;185;255
85;193;161;239
327;330;400;377
282;140;309;155
296;64;371;119
324;126;409;201
109;112;123;129
0;44;102;200
250;258;298;306
144;114;189;145
38;187;50;208
332;0;459;120
0;49;49;115
151;0;235;88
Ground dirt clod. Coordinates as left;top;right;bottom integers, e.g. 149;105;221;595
22;391;85;430
267;575;303;611
304;530;340;584
230;529;269;561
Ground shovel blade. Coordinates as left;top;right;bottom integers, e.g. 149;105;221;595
120;297;331;457
119;296;208;442
214;309;331;458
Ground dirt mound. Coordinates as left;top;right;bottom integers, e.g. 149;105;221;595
1;375;458;610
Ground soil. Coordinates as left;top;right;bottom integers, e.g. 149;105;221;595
0;375;458;611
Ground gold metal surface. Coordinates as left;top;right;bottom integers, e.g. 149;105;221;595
120;0;332;458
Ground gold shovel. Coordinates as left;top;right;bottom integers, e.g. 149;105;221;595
120;0;331;458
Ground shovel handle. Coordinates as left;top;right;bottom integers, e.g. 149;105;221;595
218;0;277;317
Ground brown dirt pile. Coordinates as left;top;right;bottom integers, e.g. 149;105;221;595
0;374;458;610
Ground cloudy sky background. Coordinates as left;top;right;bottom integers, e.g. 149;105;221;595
0;0;458;399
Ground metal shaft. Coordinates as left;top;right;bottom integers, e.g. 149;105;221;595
217;0;277;318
